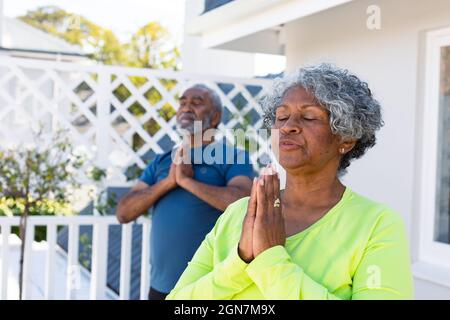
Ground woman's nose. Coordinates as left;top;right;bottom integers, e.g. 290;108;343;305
280;117;302;134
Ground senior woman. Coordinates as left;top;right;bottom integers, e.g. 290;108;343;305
166;64;413;300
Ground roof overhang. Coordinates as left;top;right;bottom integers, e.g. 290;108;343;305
187;0;355;54
0;46;87;62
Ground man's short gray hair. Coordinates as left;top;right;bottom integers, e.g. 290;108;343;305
190;84;223;114
262;63;384;174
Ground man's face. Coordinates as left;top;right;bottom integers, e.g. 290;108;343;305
176;87;218;134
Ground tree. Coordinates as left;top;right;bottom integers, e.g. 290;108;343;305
125;22;180;70
18;6;180;70
19;6;128;65
0;128;112;299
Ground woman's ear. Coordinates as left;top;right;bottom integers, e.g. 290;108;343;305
339;140;357;154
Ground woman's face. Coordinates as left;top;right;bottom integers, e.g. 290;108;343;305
273;86;342;174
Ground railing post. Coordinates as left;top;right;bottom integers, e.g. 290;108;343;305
1;223;10;300
119;223;132;300
140;218;151;300
44;223;57;300
89;222;108;300
66;223;80;300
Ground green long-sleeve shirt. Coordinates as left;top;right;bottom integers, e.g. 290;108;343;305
166;187;414;300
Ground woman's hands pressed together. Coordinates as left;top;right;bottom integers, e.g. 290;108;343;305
238;164;286;263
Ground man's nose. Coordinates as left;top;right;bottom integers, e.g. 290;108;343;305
179;103;194;113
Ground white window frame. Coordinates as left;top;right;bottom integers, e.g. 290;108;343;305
418;26;450;268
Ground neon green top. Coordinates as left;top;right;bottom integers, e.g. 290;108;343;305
166;187;414;300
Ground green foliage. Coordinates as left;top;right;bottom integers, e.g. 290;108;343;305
0;197;72;241
19;6;127;65
0;197;72;217
0;129;83;203
124;164;144;182
18;6;180;70
88;167;107;182
125;22;180;70
0;128;114;241
94;191;118;216
79;233;92;269
0;129;81;241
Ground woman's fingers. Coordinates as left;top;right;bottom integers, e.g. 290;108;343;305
255;175;265;219
252;164;286;258
239;178;258;263
273;168;282;217
265;166;274;217
246;177;257;219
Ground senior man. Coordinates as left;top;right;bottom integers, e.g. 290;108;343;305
116;84;255;299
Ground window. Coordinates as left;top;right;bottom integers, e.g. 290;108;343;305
418;27;450;267
435;45;450;244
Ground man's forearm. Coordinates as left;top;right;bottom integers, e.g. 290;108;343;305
116;179;174;223
178;178;249;211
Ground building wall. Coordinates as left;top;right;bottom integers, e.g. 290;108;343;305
182;0;256;77
284;0;450;298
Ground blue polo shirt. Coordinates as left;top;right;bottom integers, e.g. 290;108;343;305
139;141;256;293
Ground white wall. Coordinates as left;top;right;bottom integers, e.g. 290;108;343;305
284;0;450;298
182;0;256;77
0;0;4;47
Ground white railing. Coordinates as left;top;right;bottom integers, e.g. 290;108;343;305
0;56;273;183
0;216;151;300
0;56;274;299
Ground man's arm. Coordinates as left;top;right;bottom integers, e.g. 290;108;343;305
178;176;252;211
116;164;177;224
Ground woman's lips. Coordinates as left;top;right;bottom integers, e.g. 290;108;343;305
279;139;302;151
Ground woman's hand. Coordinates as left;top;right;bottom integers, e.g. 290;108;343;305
238;177;258;263
238;165;286;263
252;165;286;258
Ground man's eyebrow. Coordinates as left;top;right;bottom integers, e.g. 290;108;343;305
180;95;205;100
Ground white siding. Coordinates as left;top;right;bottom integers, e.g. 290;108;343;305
284;0;450;298
182;0;256;77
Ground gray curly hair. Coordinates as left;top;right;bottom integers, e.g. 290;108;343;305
262;63;384;174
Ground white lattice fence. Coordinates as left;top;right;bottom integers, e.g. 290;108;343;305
0;57;273;182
